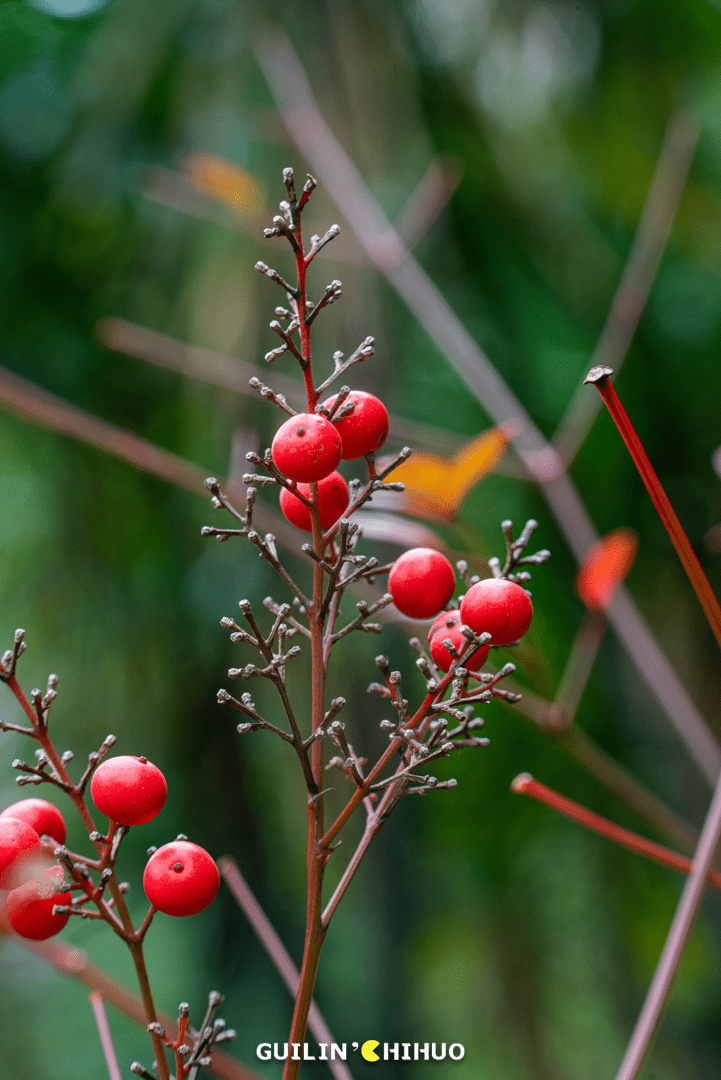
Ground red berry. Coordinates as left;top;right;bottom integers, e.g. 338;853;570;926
321;391;389;459
143;840;219;917
279;472;349;532
459;578;533;646
1;799;66;845
6;865;70;940
388;548;456;619
90;756;167;827
428;610;489;673
271;413;342;483
0;816;42;888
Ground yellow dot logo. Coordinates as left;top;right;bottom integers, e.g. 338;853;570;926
361;1040;380;1062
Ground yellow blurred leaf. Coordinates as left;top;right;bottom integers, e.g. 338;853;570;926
183;153;264;216
385;427;512;520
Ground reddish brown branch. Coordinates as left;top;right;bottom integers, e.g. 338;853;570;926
587;367;721;655
511;773;721;890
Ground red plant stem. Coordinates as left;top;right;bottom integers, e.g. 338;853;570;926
0;665;170;1080
89;992;123;1080
587;367;721;655
511;773;721;891
219;858;354;1080
281;201;331;1080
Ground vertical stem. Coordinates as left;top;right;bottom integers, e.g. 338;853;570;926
281;204;330;1080
614;767;721;1080
129;940;170;1080
89;992;123;1080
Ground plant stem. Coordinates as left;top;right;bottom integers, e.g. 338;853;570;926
614;766;721;1079
555;109;699;464
586;367;721;655
544;611;606;731
281;200;330;1080
128;939;170;1080
220;857;354;1080
89;992;123;1080
511;774;721;891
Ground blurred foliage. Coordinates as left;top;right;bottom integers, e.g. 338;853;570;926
1;0;721;1077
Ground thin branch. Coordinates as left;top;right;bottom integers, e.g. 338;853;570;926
97;317;482;461
543;611;607;731
89;992;123;1080
219;858;355;1080
614;767;721;1079
97;317;307;410
511;774;721;890
554;110;700;464
0;363;210;496
393;155;464;251
500;674;703;856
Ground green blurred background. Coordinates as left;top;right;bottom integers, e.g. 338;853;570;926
1;0;721;1076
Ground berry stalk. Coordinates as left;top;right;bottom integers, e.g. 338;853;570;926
281;182;330;1080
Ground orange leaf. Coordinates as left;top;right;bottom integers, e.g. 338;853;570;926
576;528;639;612
385;427;512;520
183;153;264;216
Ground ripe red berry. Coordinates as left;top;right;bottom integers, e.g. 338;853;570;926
321;391;389;459
388;548;456;619
459;578;533;646
6;865;70;940
428;610;490;673
143;840;219;917
1;799;66;845
90;756;167;827
271;413;342;483
279;472;349;532
0;816;42;888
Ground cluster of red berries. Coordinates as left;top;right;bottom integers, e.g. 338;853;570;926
0;799;71;940
273;391;389;532
0;756;219;940
387;547;534;672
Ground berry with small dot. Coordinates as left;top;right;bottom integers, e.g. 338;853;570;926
143;840;220;917
271;413;342;483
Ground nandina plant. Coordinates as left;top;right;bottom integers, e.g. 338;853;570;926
0;639;234;1079
0;169;549;1079
202;168;550;1079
